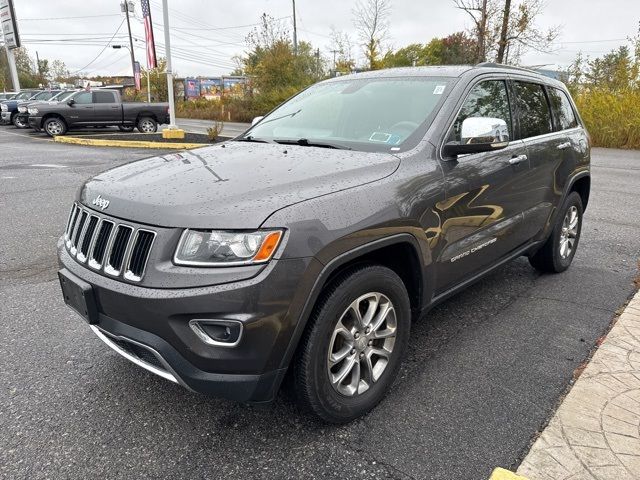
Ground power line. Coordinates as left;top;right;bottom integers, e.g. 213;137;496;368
20;14;121;21
70;18;126;75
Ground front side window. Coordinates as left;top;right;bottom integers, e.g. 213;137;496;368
548;88;578;131
514;81;552;139
73;92;93;104
448;79;512;143
243;77;452;153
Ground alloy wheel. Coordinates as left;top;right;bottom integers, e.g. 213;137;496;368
46;120;63;136
327;292;397;396
559;205;579;259
139;120;155;133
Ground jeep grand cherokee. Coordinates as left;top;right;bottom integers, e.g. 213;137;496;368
58;64;590;423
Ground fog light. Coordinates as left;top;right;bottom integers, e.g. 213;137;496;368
189;319;243;347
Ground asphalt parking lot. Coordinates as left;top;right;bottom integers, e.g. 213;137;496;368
1;127;639;480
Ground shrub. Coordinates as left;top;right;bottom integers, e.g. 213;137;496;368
574;89;640;149
206;121;224;141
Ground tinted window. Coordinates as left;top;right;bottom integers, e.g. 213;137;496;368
548;88;578;130
73;92;93;104
94;91;116;104
514;82;552;138
448;80;512;143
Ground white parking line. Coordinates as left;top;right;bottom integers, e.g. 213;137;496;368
30;164;67;168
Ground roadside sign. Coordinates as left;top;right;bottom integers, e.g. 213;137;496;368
0;0;20;49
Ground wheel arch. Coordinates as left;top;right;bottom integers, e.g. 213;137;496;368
278;234;427;374
136;111;158;123
569;174;590;211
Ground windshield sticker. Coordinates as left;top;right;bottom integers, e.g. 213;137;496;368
433;85;446;95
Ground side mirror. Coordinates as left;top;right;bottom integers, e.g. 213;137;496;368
443;117;509;157
67;99;75;106
251;116;264;126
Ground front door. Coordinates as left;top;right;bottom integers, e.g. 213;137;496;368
434;78;533;293
67;91;94;126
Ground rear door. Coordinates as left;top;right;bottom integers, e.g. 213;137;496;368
511;80;571;240
67;91;94;126
435;77;533;293
92;91;122;124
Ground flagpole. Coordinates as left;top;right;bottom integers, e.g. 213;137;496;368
147;70;151;102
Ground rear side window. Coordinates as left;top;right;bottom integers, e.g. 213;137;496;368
514;81;552;139
94;92;116;104
448;80;512;142
548;88;578;130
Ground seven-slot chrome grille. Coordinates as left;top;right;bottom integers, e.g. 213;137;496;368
64;203;156;282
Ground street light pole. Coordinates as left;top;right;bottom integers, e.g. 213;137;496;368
161;0;181;136
123;1;137;89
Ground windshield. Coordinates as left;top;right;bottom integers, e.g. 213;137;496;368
34;91;56;100
243;76;452;152
54;91;76;102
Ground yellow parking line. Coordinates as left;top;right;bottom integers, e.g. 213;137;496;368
489;468;529;480
53;135;208;150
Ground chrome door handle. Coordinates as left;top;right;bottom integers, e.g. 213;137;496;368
509;154;528;165
557;142;571;150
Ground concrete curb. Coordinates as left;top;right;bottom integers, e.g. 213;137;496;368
53;135;208;150
489;467;529;479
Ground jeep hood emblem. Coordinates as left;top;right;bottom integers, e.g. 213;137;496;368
92;195;110;210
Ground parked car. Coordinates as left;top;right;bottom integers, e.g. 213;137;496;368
28;89;170;136
57;64;590;423
0;92;17;101
1;90;41;125
14;90;65;128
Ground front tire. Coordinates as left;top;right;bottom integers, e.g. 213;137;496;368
118;125;135;132
529;191;583;273
43;117;67;137
136;116;157;133
293;265;410;423
13;114;27;128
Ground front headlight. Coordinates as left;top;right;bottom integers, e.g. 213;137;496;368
174;229;284;266
28;107;39;115
0;104;7;112
18;106;26;113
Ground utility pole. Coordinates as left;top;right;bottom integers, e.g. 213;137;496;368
35;51;41;75
123;1;137;89
292;0;298;55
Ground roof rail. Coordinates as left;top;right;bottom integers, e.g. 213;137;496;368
475;62;540;74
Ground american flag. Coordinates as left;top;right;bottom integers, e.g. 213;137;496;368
141;0;158;69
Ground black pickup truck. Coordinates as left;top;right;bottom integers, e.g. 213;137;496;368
28;89;170;136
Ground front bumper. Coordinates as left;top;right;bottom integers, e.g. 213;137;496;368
58;242;320;402
29;116;43;129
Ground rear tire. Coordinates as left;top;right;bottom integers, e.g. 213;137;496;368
136;116;157;133
43;117;67;137
529;191;583;273
293;265;410;423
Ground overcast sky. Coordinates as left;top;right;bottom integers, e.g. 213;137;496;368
7;0;640;78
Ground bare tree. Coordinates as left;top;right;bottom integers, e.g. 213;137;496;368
455;0;559;64
352;0;392;70
329;28;355;73
496;0;559;63
454;0;499;62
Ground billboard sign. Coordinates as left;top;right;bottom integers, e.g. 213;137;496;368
0;0;20;49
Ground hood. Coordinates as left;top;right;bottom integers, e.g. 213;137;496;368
80;141;400;229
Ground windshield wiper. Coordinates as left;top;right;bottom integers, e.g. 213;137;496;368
273;138;352;150
235;135;275;144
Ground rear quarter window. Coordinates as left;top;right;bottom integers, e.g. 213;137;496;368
548;87;579;130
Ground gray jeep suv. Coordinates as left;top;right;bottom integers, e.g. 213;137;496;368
58;64;590;423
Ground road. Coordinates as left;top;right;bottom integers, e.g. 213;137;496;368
1;128;639;480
